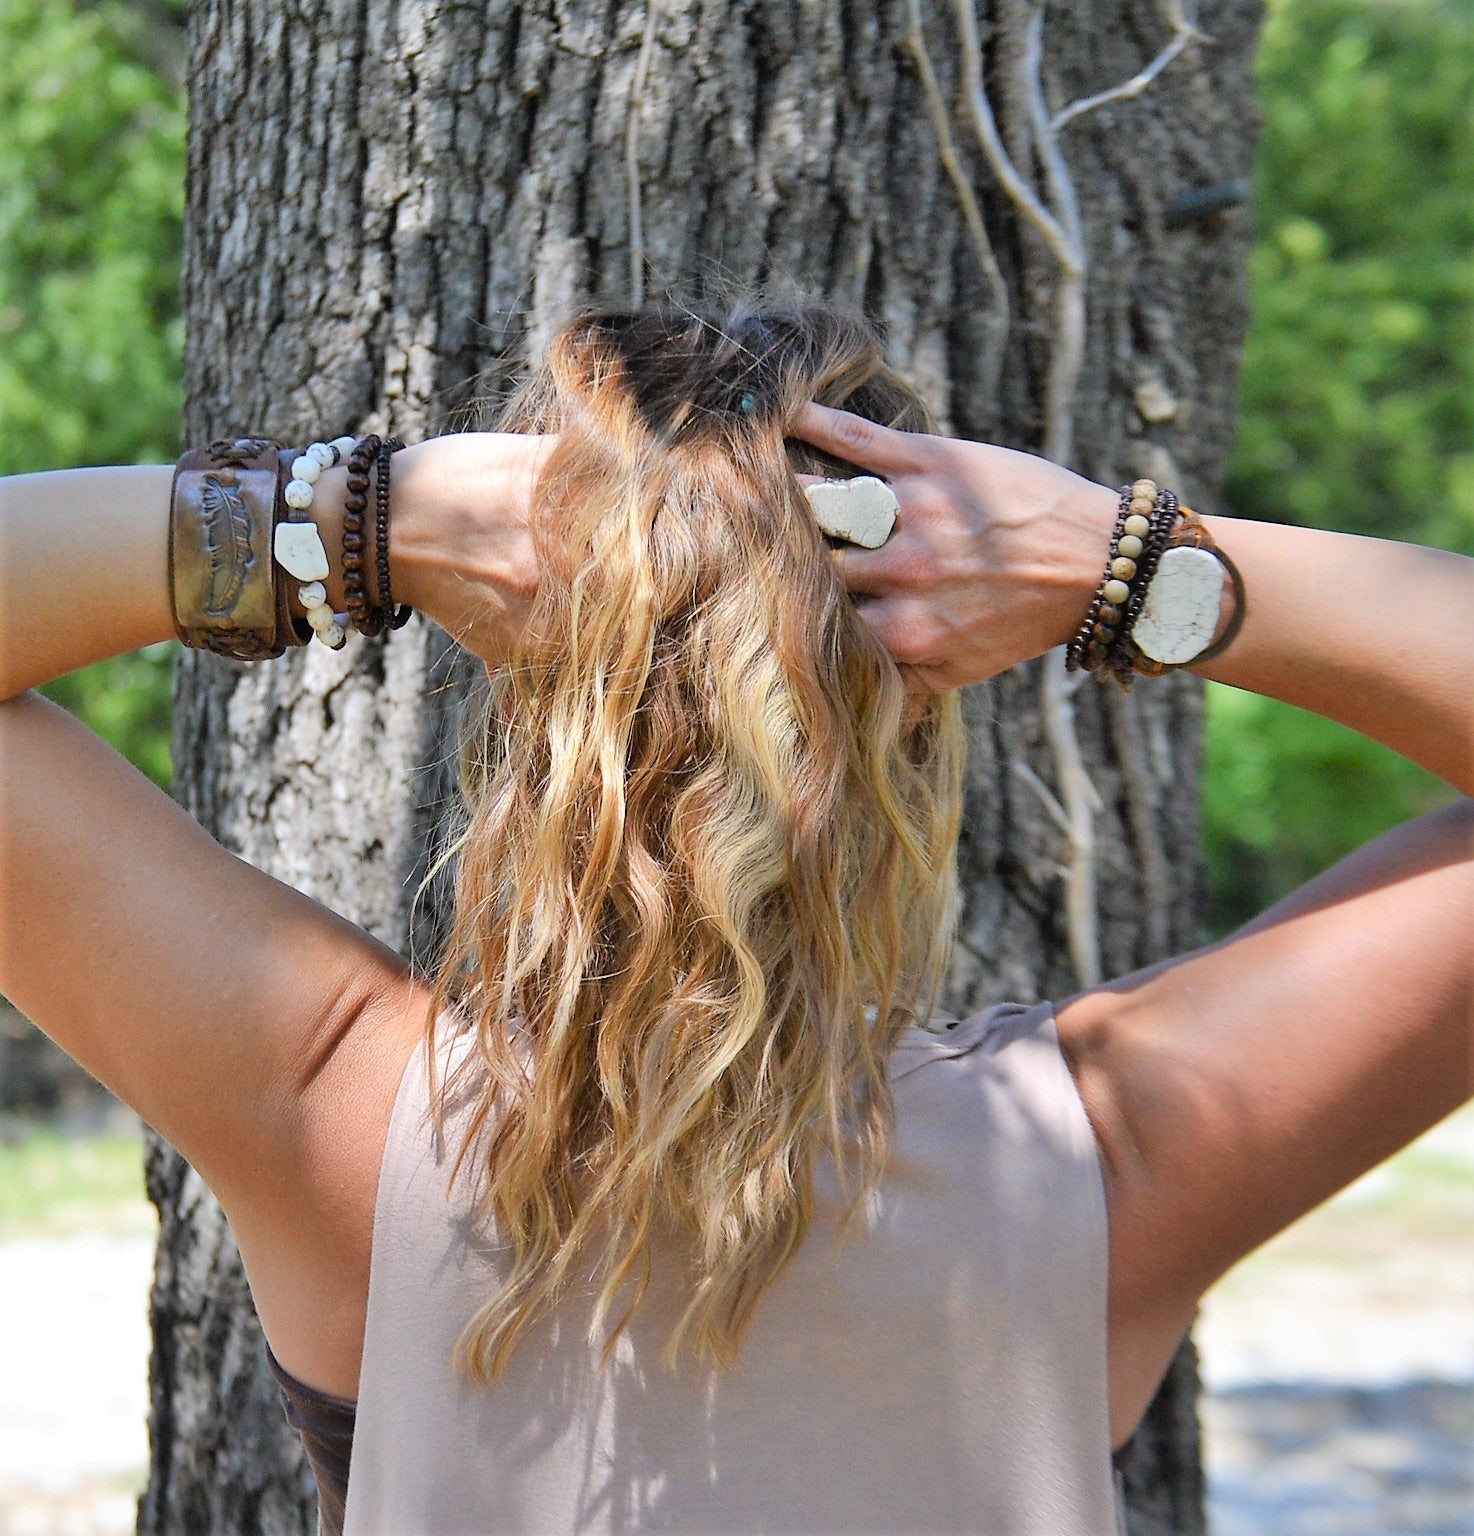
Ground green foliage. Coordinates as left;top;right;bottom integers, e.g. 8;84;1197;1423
0;1123;156;1239
0;0;187;474
1206;0;1469;934
2;0;185;787
1202;687;1456;935
1230;0;1473;555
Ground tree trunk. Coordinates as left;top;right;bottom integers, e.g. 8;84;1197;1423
147;1;1263;1529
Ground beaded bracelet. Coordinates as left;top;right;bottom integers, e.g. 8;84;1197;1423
1065;478;1160;676
341;434;384;636
276;435;359;649
374;437;414;632
1099;487;1182;687
1068;479;1204;689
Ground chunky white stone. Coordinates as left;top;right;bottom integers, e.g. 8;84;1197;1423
284;478;315;510
274;521;332;581
291;455;321;484
307;442;337;469
318;621;347;649
330;435;357;458
804;476;899;548
307;603;338;632
297;580;327;609
1133;546;1225;663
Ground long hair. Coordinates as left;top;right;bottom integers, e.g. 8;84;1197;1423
422;298;966;1384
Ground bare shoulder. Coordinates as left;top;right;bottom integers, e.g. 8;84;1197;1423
0;690;432;1397
1056;799;1474;1442
227;972;431;1401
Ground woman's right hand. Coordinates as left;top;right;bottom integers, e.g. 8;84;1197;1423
389;432;553;665
792;402;1119;691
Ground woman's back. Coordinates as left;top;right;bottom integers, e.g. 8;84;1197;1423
344;1001;1119;1535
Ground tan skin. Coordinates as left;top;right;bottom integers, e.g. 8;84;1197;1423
1;411;1469;1452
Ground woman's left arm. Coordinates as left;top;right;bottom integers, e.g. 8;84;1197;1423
789;401;1472;1447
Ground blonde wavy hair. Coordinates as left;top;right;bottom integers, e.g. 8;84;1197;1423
423;299;966;1384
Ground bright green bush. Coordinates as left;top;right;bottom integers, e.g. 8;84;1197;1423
2;0;185;789
0;0;186;474
1206;0;1469;934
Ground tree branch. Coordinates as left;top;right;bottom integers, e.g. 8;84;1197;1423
1051;2;1212;134
951;0;1072;269
901;2;1209;988
626;1;662;306
901;0;1011;405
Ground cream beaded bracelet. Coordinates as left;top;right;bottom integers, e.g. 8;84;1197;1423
273;435;358;649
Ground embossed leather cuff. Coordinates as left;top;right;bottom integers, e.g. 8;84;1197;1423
169;437;298;660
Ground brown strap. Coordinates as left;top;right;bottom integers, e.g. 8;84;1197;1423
169;437;291;660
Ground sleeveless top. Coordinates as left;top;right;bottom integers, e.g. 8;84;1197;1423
273;1001;1123;1535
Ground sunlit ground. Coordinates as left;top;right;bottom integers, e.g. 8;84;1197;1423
0;1123;155;1535
1197;1104;1474;1535
0;1101;1470;1534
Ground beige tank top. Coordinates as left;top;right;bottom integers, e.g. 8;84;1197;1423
344;1001;1122;1535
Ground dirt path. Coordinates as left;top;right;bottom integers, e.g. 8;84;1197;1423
1197;1103;1474;1534
0;1234;152;1534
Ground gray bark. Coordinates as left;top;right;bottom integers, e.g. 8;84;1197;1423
148;1;1263;1529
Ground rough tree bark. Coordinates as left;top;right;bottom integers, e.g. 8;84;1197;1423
146;1;1263;1529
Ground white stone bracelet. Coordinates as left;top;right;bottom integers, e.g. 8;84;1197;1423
273;435;358;648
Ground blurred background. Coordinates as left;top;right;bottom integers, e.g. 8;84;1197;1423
1;0;1470;1531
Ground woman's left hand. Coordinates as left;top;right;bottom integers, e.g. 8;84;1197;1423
791;402;1118;691
389;432;553;664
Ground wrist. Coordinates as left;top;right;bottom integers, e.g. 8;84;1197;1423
1048;479;1122;650
380;437;442;616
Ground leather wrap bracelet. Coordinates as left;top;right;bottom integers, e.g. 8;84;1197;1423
169;437;293;661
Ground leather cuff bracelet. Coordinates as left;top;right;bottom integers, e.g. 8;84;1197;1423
169;437;293;661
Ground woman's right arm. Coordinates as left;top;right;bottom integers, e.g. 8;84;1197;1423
0;436;543;1197
791;402;1473;1447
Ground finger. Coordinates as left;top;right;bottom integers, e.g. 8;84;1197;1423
846;599;918;667
791;402;933;477
829;543;894;597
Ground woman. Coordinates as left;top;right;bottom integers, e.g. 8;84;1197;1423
1;301;1469;1535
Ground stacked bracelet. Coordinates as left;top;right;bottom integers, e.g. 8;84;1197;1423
173;428;417;658
1066;478;1166;678
1067;478;1242;689
276;436;359;649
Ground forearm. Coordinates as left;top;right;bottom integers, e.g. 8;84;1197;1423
0;449;448;701
1191;517;1473;795
0;466;177;698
